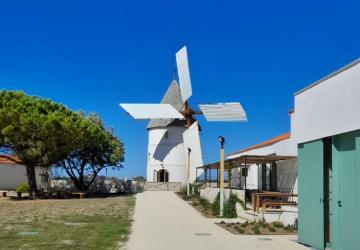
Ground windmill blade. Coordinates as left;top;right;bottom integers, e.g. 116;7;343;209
119;104;184;119
176;46;193;102
183;121;204;182
199;102;247;122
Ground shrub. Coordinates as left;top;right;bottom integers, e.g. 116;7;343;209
284;224;296;232
237;228;245;234
199;197;212;210
241;223;248;228
253;228;261;234
192;201;199;206
238;198;246;210
273;221;284;228
269;226;276;232
16;182;29;193
223;193;238;218
219;220;225;224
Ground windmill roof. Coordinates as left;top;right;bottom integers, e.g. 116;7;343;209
147;80;184;129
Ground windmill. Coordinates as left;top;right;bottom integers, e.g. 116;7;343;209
119;46;247;186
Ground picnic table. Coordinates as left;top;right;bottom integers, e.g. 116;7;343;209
251;191;297;213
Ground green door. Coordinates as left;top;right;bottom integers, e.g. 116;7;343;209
332;130;360;250
298;139;324;249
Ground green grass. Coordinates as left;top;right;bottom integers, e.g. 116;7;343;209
0;196;135;249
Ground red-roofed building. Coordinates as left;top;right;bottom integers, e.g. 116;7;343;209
227;111;297;195
0;155;50;191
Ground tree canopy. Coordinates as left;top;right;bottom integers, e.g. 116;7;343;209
0;91;125;196
58;113;124;192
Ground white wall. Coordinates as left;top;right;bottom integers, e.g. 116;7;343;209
200;187;245;203
147;126;188;183
294;60;360;144
0;164;50;190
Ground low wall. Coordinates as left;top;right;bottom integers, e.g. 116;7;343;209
199;187;245;203
262;206;298;226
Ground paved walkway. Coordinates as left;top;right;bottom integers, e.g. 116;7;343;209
127;192;308;250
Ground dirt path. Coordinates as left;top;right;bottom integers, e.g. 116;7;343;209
127;192;308;250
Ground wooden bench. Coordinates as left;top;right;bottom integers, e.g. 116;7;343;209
72;192;86;199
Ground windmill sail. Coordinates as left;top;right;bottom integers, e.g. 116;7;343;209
119;104;183;119
176;46;193;102
199;102;247;122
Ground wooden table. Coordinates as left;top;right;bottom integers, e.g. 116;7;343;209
252;192;298;213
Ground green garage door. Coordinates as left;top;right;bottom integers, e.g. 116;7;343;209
298;139;324;249
332;130;360;250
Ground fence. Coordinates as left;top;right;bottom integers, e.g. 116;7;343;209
144;182;182;192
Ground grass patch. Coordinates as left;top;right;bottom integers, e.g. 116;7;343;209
0;196;135;249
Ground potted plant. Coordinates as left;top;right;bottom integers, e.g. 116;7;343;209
16;182;29;199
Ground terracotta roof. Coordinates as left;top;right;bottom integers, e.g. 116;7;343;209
0;155;20;164
228;132;291;156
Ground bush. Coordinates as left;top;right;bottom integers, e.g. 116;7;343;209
284;224;296;232
253;228;261;234
199;197;212;210
238;199;246;210
237;228;245;234
269;226;276;232
16;182;29;193
223;193;238;218
273;221;284;228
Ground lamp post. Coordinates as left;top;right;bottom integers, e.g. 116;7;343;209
218;136;225;217
187;148;191;197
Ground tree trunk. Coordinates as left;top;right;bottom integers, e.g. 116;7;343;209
26;165;38;199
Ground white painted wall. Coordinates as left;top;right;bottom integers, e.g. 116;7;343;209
200;187;245;203
294;60;360;144
183;122;204;182
0;164;50;190
147;126;189;183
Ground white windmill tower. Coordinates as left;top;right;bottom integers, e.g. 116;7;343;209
120;46;247;185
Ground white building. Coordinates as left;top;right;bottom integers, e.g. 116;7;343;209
146;81;201;183
0;155;50;191
227;110;297;194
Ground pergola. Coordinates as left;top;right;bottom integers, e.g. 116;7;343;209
195;154;296;188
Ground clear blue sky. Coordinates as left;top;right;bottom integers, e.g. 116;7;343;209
1;0;359;178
